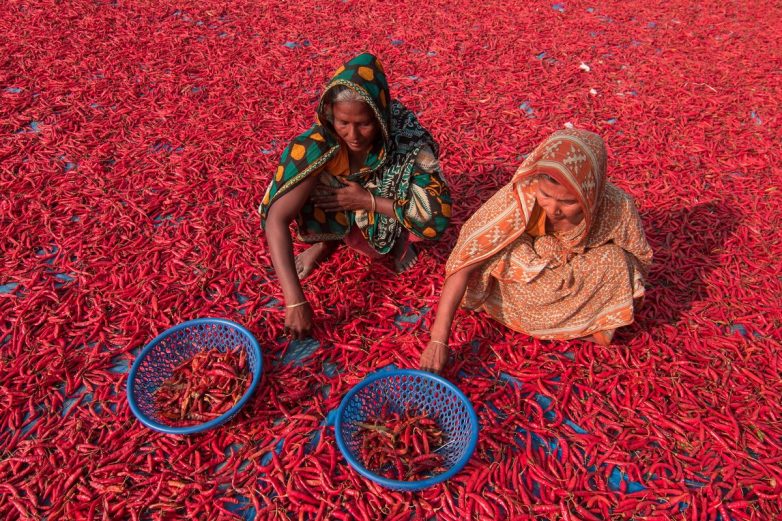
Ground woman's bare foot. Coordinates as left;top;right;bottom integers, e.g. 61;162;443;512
295;241;338;280
582;329;615;346
393;243;418;274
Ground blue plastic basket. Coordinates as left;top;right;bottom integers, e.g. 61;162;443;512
127;318;262;435
335;369;479;491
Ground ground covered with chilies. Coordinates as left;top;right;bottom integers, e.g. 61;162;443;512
1;0;781;519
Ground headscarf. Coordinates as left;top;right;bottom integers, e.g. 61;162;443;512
446;129;652;279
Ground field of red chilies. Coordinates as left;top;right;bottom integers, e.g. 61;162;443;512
2;0;781;519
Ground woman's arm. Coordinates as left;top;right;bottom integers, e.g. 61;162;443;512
420;262;482;373
265;175;320;339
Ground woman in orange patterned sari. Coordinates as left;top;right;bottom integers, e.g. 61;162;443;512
420;129;653;373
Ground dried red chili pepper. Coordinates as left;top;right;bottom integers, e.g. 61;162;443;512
355;410;447;481
153;348;250;425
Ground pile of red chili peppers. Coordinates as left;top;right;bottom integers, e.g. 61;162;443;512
356;411;447;481
1;0;780;519
153;348;250;425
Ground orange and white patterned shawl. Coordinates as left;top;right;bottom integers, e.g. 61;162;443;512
446;129;653;340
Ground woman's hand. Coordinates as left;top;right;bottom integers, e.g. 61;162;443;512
284;302;313;340
420;341;449;374
311;179;371;212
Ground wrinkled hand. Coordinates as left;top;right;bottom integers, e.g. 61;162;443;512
420;341;449;374
311;179;371;212
284;303;312;340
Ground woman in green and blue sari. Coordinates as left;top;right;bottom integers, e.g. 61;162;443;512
260;53;451;338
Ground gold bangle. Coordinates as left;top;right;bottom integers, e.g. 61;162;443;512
285;301;309;309
368;190;376;214
429;339;448;347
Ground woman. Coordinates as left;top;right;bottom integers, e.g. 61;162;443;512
260;53;451;339
420;129;652;373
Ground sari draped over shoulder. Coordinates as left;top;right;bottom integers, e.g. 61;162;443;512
259;53;451;255
446;129;653;340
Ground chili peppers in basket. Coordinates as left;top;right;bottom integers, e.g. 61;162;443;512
356;410;447;481
153;348;251;425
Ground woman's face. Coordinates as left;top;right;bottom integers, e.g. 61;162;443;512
331;101;379;155
535;175;585;231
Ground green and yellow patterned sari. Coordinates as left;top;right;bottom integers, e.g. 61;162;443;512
259;53;451;255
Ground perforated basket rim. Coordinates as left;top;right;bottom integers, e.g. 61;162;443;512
334;369;479;491
126;317;263;435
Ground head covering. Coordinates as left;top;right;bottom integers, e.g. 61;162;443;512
513;129;607;249
317;56;392;159
447;129;651;277
259;53;443;254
